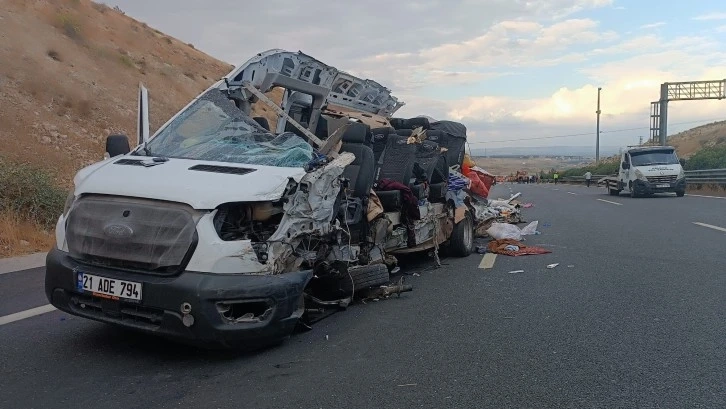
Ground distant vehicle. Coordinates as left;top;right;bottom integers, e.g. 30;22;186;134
599;146;686;198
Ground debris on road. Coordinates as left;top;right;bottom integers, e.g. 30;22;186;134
486;220;539;241
507;270;525;274
546;263;559;269
487;239;552;257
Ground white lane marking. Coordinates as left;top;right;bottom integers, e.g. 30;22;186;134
0;304;57;326
687;194;726;200
478;253;497;269
567;192;577;195
693;222;726;233
596;199;623;206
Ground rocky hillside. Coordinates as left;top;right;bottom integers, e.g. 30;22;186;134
0;0;282;187
668;120;726;158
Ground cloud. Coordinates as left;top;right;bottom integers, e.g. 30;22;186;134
639;22;666;29
692;12;726;21
112;0;723;149
434;44;726;147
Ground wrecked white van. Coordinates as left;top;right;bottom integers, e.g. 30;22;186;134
45;50;487;348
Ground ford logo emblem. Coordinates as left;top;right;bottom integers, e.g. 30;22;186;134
103;223;134;240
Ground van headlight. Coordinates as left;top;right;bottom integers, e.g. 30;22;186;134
63;192;76;217
634;169;647;181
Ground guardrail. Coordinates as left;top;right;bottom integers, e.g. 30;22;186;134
683;169;726;185
558;169;726;186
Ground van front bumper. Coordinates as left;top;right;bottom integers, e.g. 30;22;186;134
44;248;312;349
633;178;686;195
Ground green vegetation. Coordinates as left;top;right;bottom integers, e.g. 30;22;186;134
684;146;726;171
0;157;68;230
56;13;82;40
118;54;136;68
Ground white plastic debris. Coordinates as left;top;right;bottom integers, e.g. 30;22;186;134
520;221;539;236
546;263;559;269
486;220;539;241
487;222;523;240
508;270;525;274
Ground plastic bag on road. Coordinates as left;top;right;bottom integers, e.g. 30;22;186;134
486;222;523;240
520;221;539;236
486;221;539;241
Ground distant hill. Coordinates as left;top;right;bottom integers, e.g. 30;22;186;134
666;120;726;158
470;145;622;158
0;0;280;186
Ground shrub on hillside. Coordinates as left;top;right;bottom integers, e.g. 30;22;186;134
0;158;68;230
55;13;82;41
684;146;726;171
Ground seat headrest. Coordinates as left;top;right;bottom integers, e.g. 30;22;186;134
341;122;370;144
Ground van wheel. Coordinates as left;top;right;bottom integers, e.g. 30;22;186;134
449;210;474;257
339;264;390;294
676;190;685;197
609;189;620;196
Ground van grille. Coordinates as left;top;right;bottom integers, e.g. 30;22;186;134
65;195;197;275
646;175;677;184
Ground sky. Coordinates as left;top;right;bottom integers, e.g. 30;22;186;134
111;0;726;151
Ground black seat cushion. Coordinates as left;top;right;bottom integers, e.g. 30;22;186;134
429;121;467;167
376;135;416;184
341;122;371;145
428;182;447;202
340;142;375;198
410;184;426;200
376;190;402;211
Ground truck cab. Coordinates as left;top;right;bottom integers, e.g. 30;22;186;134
608;146;686;198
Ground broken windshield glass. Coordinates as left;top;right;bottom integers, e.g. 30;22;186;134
144;89;314;168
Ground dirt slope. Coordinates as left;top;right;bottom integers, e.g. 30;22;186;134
0;0;285;257
0;0;283;187
667;120;726;157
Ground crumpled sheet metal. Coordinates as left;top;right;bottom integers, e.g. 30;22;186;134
265;152;355;274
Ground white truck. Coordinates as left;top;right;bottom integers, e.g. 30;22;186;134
45;50;492;349
599;146;687;198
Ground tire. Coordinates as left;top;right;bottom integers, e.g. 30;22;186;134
609;189;620;196
339;264;390;294
449;210;474;257
676;190;685;197
630;189;638;198
106;134;130;157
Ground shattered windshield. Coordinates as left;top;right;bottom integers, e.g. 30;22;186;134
144;89;314;168
630;150;679;167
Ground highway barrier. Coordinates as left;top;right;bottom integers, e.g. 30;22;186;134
556;169;726;187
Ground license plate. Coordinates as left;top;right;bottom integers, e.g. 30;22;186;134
656;184;670;188
76;272;142;301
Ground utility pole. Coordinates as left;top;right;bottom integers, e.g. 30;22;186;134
639;136;643;146
596;87;602;164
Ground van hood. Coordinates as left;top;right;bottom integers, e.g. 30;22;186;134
73;156;307;209
634;164;682;176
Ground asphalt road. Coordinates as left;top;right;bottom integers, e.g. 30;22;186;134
1;184;725;409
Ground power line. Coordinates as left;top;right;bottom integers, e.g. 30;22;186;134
467;118;725;145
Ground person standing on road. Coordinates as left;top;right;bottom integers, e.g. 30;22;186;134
553;172;559;185
584;171;592;187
